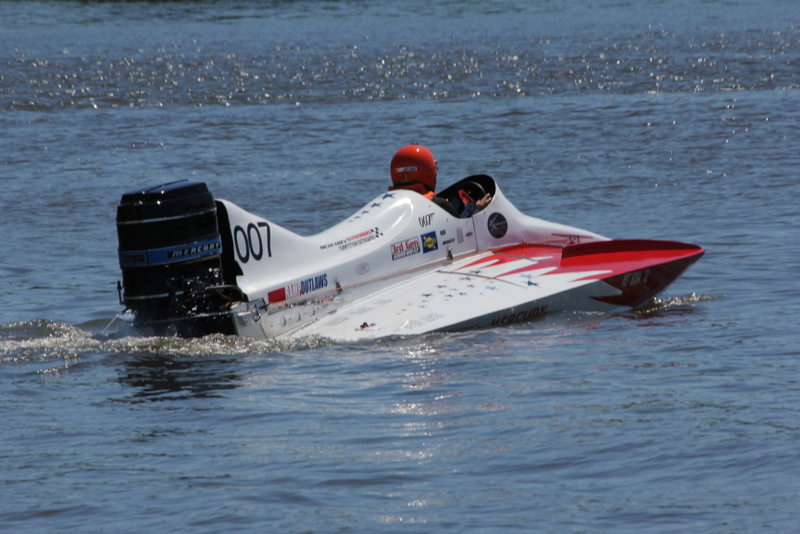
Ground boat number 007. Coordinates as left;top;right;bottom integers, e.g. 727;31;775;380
233;222;272;263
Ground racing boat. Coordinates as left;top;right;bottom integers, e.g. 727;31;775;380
115;175;703;341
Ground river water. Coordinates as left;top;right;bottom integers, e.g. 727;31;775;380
2;0;799;532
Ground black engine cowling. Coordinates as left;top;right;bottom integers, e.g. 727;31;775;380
116;180;240;336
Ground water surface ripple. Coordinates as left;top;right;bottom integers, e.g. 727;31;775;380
2;1;799;532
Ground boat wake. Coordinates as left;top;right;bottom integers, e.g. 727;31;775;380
0;319;332;365
634;292;717;314
602;292;717;324
1;292;715;366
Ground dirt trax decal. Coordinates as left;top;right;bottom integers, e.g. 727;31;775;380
320;228;383;251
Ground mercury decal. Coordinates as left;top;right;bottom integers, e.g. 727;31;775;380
491;304;548;326
119;237;222;267
487;212;508;238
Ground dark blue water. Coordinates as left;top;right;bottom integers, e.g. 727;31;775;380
2;1;799;532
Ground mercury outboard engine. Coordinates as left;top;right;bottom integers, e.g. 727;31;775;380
116;180;242;336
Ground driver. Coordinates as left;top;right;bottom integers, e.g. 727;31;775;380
389;144;491;218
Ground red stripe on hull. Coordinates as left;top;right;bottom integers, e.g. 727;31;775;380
482;239;704;308
558;240;704;307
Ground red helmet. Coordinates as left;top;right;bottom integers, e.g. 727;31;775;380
390;144;437;192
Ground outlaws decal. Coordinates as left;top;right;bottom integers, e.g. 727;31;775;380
268;273;328;303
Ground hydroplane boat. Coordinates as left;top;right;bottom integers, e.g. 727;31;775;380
115;175;703;341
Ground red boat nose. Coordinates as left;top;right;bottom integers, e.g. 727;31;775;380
558;239;704;308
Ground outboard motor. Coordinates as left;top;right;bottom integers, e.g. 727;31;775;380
116;180;241;336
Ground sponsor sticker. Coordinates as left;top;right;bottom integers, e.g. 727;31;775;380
421;231;438;253
419;213;434;227
491;304;549;326
267;273;329;303
320;228;383;251
487;212;508;238
391;237;421;260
